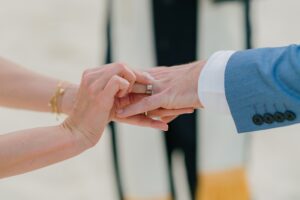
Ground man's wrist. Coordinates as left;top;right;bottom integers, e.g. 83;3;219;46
190;60;206;108
197;51;235;113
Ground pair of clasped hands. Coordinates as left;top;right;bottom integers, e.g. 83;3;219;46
64;61;204;147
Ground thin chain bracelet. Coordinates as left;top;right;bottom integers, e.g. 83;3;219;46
49;81;66;119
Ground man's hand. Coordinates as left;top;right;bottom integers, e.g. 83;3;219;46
61;63;194;131
113;91;194;126
116;61;205;118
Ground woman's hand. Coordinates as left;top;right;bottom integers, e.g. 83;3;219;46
61;63;170;148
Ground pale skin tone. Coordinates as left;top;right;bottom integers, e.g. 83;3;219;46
0;57;194;178
117;61;206;119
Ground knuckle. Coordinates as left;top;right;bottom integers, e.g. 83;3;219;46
82;68;94;86
114;62;127;71
123;79;130;87
111;76;125;88
82;68;92;78
111;75;120;82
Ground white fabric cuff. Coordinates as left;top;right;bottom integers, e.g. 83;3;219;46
198;51;236;114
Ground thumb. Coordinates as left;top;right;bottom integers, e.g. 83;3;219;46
100;75;130;108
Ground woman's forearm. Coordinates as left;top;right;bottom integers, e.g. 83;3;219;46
0;63;141;179
0;57;77;114
0;62;172;179
0;125;89;178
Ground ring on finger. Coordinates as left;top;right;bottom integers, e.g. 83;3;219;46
145;84;153;95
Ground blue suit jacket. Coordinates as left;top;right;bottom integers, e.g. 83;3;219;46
225;44;300;133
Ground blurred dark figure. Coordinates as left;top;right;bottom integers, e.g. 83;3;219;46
105;0;252;200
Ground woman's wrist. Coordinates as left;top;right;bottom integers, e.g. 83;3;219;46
57;122;89;152
60;117;102;150
61;84;78;115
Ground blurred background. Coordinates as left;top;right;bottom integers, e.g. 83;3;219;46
0;0;300;200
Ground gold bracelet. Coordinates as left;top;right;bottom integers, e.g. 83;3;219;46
49;81;66;119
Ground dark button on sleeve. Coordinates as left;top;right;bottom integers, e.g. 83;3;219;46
284;111;296;121
274;112;285;122
263;113;274;124
252;114;264;125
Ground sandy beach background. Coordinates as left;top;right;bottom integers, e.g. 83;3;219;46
1;0;300;199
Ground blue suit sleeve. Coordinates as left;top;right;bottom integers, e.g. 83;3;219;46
225;44;300;133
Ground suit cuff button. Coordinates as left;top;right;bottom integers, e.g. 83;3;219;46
252;114;264;125
274;112;285;122
284;111;296;121
263;113;274;124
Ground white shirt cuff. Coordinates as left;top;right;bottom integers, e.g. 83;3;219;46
198;51;236;114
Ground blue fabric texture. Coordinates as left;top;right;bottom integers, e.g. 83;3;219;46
225;44;300;133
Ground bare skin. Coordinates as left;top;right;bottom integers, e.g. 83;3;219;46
0;58;193;178
117;61;205;119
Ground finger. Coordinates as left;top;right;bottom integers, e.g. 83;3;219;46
112;63;136;94
147;108;194;118
161;115;178;123
92;63;136;96
133;70;154;85
115;94;148;109
115;114;169;131
131;83;147;94
116;94;163;118
101;75;130;104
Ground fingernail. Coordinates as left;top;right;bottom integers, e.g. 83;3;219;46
163;125;169;131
